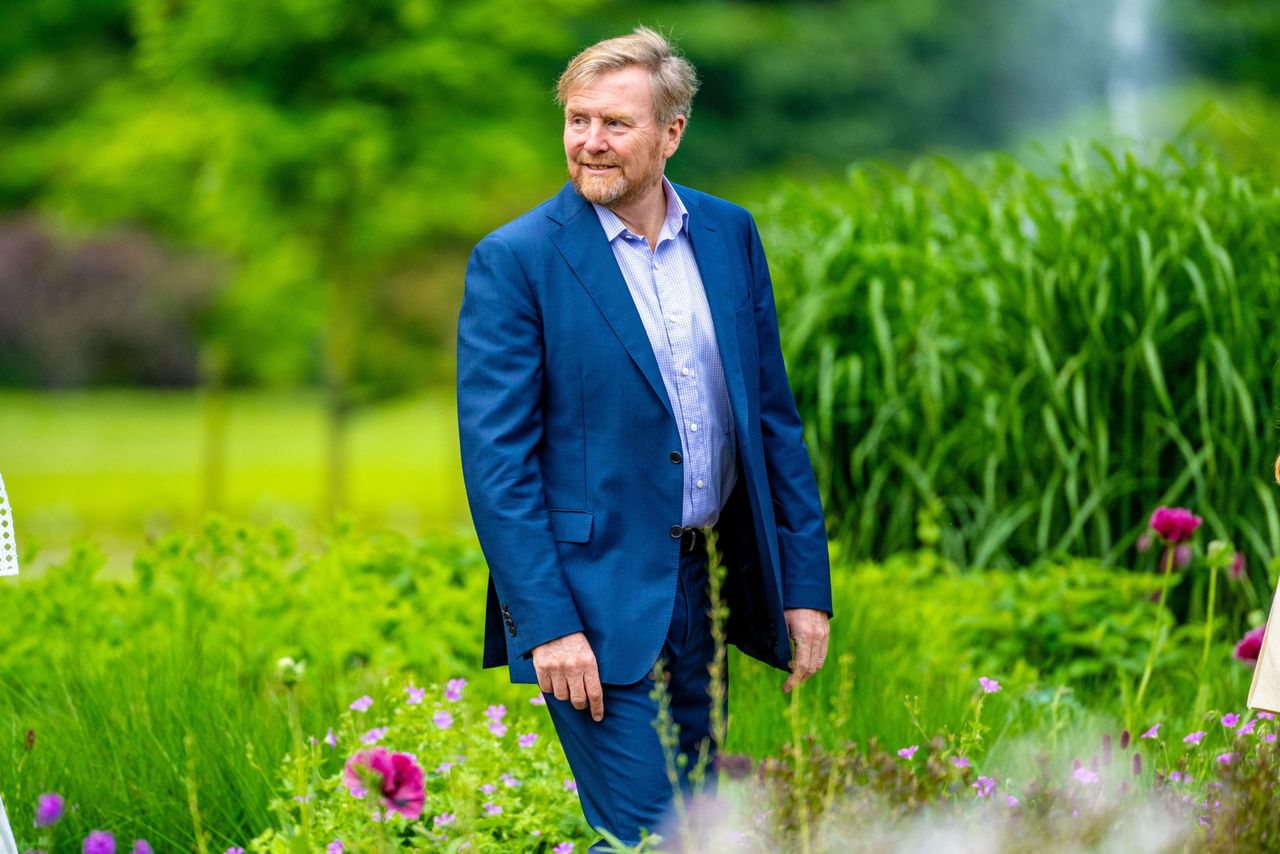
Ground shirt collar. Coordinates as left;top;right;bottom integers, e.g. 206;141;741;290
592;175;688;244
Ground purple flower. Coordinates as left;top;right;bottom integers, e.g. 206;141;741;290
1217;752;1236;764
530;694;547;706
554;844;575;854
34;792;64;827
83;832;116;854
361;727;388;745
1235;626;1265;663
480;783;496;796
979;676;1002;694
1141;723;1161;739
483;802;502;817
1265;733;1277;744
951;756;970;768
434;813;455;827
485;704;507;722
326;842;343;854
1184;731;1207;745
405;686;425;705
897;745;919;760
1006;794;1019;807
225;849;246;854
489;721;508;738
1230;551;1247;579
518;732;538;748
1221;713;1240;728
349;695;374;713
1072;767;1099;784
445;678;467;702
1169;771;1183;782
324;727;337;748
433;710;454;730
564;778;578;794
972;776;996;797
1149;507;1203;544
1239;719;1257;736
130;842;153;854
502;773;522;787
1258;712;1275;720
436;761;454;774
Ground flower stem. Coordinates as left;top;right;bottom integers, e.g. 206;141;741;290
1134;544;1176;717
1195;562;1219;716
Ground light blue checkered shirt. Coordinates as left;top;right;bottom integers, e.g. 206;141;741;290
592;177;738;529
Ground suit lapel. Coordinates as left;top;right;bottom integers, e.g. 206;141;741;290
548;184;674;419
682;190;750;440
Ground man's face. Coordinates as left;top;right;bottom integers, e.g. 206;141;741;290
563;66;684;207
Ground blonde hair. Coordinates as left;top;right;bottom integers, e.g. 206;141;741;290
556;26;700;126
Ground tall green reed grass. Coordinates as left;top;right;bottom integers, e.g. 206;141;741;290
762;143;1280;571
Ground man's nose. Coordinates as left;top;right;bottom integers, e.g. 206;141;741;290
584;121;609;152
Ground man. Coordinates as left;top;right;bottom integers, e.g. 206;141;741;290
456;27;832;847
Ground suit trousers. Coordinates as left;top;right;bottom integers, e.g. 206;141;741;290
543;538;723;849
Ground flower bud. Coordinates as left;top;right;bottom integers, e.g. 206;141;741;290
276;656;306;686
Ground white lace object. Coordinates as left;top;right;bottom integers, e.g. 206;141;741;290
0;471;16;576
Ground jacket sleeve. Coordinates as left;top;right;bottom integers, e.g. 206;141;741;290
744;215;834;615
457;234;586;658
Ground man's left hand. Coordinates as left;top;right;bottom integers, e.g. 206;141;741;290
781;608;830;693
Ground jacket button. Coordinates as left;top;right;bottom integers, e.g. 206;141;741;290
669;525;682;538
670;451;682;464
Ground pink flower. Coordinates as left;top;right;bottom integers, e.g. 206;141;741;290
1006;794;1019;806
35;792;64;827
1149;507;1202;544
445;678;467;702
480;783;496;796
1239;719;1257;736
564;778;578;794
530;694;547;706
341;747;426;820
361;727;388;745
349;695;373;713
501;773;521;787
489;721;508;738
485;704;507;722
951;756;970;768
1072;767;1099;784
1183;731;1206;745
1265;733;1277;744
405;686;425;705
897;745;919;760
972;776;996;797
324;728;337;748
1230;551;1247;579
1258;712;1276;720
1141;723;1161;739
1169;771;1183;782
433;813;455;827
433;710;454;730
435;761;454;774
325;842;343;854
483;802;502;817
518;732;538;748
979;676;1001;694
1235;626;1265;663
1221;713;1240;728
1217;752;1235;764
83;832;116;854
554;844;575;854
1173;544;1193;569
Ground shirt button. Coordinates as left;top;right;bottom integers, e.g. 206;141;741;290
670;451;682;464
668;314;678;323
696;479;705;488
669;525;683;538
681;367;690;376
689;423;698;432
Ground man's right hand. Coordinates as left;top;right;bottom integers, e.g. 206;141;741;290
532;631;605;722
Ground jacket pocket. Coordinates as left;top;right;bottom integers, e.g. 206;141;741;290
548;509;593;543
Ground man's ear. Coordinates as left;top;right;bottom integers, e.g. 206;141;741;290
664;115;687;158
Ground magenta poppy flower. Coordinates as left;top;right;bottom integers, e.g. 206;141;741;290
83;832;116;854
342;747;427;820
1235;626;1265;663
34;792;64;827
1149;507;1202;544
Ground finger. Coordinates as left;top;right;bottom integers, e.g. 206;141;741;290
552;672;571;702
794;634;818;679
782;668;799;693
569;672;589;711
817;633;830;671
536;666;552;695
584;665;605;722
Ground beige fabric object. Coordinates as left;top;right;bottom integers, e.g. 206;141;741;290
0;471;15;577
1247;580;1280;713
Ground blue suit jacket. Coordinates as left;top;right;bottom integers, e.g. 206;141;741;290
457;180;832;686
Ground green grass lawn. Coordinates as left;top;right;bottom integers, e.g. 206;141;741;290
0;389;471;573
